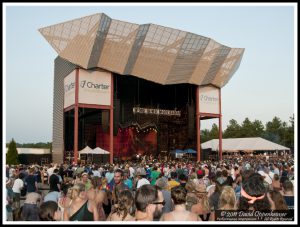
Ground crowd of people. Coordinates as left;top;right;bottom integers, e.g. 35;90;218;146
5;154;295;222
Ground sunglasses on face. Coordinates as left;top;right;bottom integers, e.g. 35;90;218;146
151;200;166;206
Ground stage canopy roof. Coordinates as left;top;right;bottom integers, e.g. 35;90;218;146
39;13;244;87
201;137;290;152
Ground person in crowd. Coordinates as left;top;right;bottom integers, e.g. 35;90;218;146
178;174;188;188
105;167;114;184
150;166;160;185
92;166;101;178
63;183;99;221
57;183;72;220
6;178;14;221
25;167;38;194
206;173;216;198
21;191;43;221
218;186;237;210
107;190;135;221
233;174;242;201
160;186;201;221
217;169;228;185
268;190;288;210
81;172;92;191
99;177;112;217
282;180;294;209
238;173;270;211
168;172;180;190
155;177;173;214
12;173;24;214
185;180;200;211
136;168;150;189
49;169;61;192
271;174;282;191
280;167;289;185
109;169;129;207
39;201;62;221
41;167;48;185
35;167;42;189
72;173;82;185
222;175;234;187
75;164;85;176
123;172;133;189
135;184;164;221
44;188;60;203
88;176;108;221
100;176;110;191
209;181;223;212
191;184;213;221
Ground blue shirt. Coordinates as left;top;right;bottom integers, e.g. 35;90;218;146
124;179;133;189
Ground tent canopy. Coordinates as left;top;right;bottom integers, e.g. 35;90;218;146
6;148;51;155
201;137;290;152
78;146;92;154
91;147;110;154
79;146;110;154
184;148;197;154
170;149;184;154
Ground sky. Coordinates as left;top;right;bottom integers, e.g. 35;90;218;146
4;3;297;144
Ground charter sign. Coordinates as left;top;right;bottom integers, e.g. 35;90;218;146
64;69;111;109
64;71;76;108
198;86;220;114
79;69;111;106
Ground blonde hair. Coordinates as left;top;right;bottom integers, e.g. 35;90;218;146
197;192;210;212
101;177;108;187
69;183;86;200
218;186;236;210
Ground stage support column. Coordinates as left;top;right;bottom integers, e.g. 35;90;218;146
196;86;201;162
109;73;114;164
74;68;79;164
219;88;222;161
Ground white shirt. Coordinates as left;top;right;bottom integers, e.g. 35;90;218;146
47;167;54;178
12;179;24;193
258;171;273;185
129;167;135;178
137;178;150;189
92;170;101;177
273;168;280;176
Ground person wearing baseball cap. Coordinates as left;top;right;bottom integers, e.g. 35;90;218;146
136;168;150;189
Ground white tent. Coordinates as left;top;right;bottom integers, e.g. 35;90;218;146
6;148;50;154
201;137;290;152
91;147;110;154
78;146;92;154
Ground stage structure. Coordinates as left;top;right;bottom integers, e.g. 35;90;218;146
39;13;244;164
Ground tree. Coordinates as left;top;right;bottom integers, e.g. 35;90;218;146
223;119;241;138
6;138;19;165
287;114;295;151
263;116;283;144
252;119;265;137
200;129;211;143
210;123;220;139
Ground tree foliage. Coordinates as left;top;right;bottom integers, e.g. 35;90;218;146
201;115;294;151
6;142;52;149
223;119;241;138
6;138;19;165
